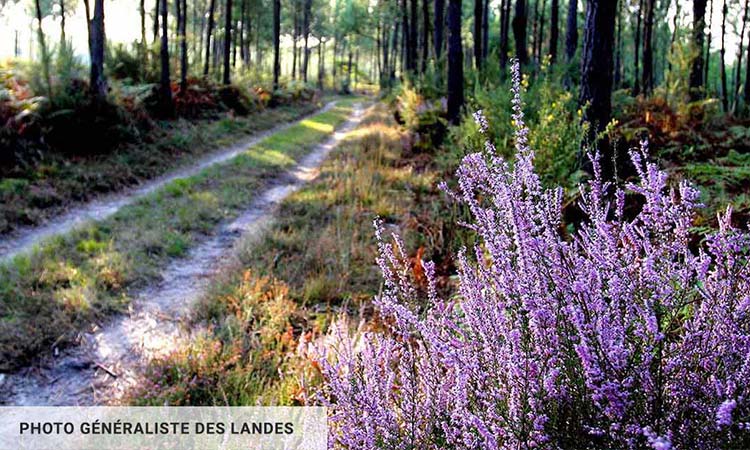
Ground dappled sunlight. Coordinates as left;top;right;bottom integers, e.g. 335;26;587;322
300;119;334;133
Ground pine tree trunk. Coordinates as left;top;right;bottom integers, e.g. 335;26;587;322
318;39;325;89
60;0;66;43
732;0;748;113
422;0;430;72
745;7;750;109
35;0;52;99
204;0;216;76
531;0;539;62
447;0;464;123
500;0;510;69
223;0;232;84
153;0;160;43
513;0;529;65
633;0;642;95
720;0;728;111
705;0;713;88
537;0;546;62
564;0;576;61
410;0;419;72
302;0;312;82
641;0;654;94
434;0;445;59
549;0;559;63
273;0;281;89
159;0;173;116
614;0;622;87
178;0;188;90
292;1;298;80
482;0;489;60
579;0;618;177
89;0;106;101
474;0;483;69
140;0;147;78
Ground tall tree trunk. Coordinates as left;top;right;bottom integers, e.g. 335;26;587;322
302;0;312;82
531;0;539;61
733;0;748;113
159;0;173;116
391;20;400;82
474;0;483;69
641;0;654;94
500;0;511;69
179;0;188;90
579;0;618;177
273;0;281;89
549;0;559;62
34;0;52;99
318;38;325;89
60;0;66;43
745;5;750;109
434;0;445;59
292;1;298;80
204;0;217;75
239;0;247;65
704;0;713;89
447;0;464;123
89;0;106;101
422;0;430;72
223;0;233;84
614;0;622;87
513;0;529;65
720;0;728;111
410;0;419;72
537;0;546;61
564;0;576;61
482;0;489;59
633;0;642;95
140;0;147;78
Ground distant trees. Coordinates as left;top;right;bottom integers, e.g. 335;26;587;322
273;0;281;89
158;0;174;116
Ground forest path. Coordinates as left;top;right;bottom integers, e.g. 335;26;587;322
0;101;338;262
0;103;366;406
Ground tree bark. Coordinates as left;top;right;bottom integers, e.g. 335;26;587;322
733;0;748;113
204;0;217;76
159;0;173;116
60;0;66;43
500;0;511;69
223;0;233;84
579;0;618;177
745;5;750;109
434;0;445;59
704;0;713;89
614;0;622;87
482;0;489;60
140;0;147;78
720;0;728;111
89;0;106;101
410;0;419;72
537;0;546;62
633;0;642;95
474;0;483;69
549;0;559;62
447;0;464;123
513;0;529;65
564;0;576;61
423;0;430;72
179;0;188;90
34;0;52;98
273;0;281;89
641;0;654;94
153;0;160;43
302;0;312;82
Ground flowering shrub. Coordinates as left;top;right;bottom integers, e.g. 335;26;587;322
314;60;750;449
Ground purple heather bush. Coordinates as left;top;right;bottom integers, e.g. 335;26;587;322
312;60;750;449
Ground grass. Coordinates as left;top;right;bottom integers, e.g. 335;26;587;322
130;103;460;406
0;98;359;371
0;100;329;234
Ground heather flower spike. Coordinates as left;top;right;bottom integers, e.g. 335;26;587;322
315;61;750;449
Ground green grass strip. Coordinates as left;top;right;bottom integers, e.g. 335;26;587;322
0;99;358;370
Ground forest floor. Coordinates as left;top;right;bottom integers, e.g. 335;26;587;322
0;98;366;403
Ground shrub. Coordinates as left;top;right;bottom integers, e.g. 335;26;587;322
314;61;750;449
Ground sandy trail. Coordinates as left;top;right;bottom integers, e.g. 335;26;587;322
0;103;365;406
0;101;338;262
